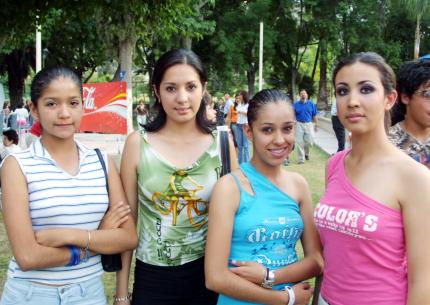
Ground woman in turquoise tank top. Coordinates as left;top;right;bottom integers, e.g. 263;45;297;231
205;89;323;305
116;49;237;305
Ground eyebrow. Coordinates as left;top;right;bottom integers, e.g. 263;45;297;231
162;81;198;86
42;96;81;100
335;80;375;86
261;121;295;125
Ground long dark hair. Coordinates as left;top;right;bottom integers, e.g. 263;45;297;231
333;52;396;131
144;49;213;133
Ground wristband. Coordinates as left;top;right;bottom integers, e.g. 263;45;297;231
285;286;295;305
65;245;81;266
113;294;132;302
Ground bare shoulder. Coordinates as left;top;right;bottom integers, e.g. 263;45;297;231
215;170;242;194
211;172;241;212
284;169;309;190
124;130;141;147
392;152;430;200
1;155;23;176
121;131;142;169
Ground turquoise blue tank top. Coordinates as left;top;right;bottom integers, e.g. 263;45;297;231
217;162;304;305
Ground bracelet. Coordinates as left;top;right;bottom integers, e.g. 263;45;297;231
285;286;295;305
261;268;275;289
113;294;132;302
65;245;81;266
81;230;91;262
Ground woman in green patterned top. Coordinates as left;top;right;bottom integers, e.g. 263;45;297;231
115;49;237;305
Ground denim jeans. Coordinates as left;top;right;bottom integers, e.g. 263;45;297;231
235;124;249;164
0;276;106;305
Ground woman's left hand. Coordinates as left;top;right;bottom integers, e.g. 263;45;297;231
230;260;266;284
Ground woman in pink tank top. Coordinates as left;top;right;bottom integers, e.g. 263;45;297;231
313;52;430;305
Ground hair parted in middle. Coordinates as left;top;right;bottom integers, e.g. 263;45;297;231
144;48;214;133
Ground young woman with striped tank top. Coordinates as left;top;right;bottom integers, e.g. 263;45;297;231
0;67;138;305
205;89;323;305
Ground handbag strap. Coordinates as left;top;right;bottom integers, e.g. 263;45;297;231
220;130;231;177
95;148;109;194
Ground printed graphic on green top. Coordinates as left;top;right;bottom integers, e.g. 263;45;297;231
136;131;222;266
152;169;208;229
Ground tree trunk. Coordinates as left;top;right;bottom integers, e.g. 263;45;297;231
311;41;320;81
5;50;30;109
111;64;121;82
247;64;255;97
414;14;421;59
291;67;297;101
181;36;192;50
119;36;135;133
317;40;328;111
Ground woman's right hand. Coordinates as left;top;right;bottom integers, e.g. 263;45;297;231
99;201;131;230
291;282;313;305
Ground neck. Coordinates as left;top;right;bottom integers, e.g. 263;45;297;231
401;118;430;142
162;118;204;138
40;134;77;156
250;157;284;180
349;127;393;160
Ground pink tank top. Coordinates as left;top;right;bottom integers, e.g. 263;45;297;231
315;150;407;305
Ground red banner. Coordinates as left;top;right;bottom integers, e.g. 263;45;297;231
79;82;127;134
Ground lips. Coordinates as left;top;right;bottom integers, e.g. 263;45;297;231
175;107;191;115
268;147;288;158
346;113;365;122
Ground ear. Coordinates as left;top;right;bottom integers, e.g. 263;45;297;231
244;123;253;141
29;101;39;121
384;90;398;111
202;82;208;95
400;93;411;105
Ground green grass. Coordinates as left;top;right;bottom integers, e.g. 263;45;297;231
0;145;329;300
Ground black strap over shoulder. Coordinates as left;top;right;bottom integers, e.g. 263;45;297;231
220;130;231;177
94;148;109;193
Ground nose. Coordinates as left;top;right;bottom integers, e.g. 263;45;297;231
176;87;188;103
58;104;71;118
346;89;360;108
273;130;285;144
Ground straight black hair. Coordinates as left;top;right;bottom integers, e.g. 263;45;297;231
31;66;82;106
144;49;214;133
247;89;293;127
391;59;430;125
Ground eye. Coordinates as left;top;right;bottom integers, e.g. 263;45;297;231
336;87;348;96
261;127;272;133
283;125;294;134
360;85;375;94
71;100;81;106
423;89;430;98
165;86;175;92
187;83;197;91
46;101;56;107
